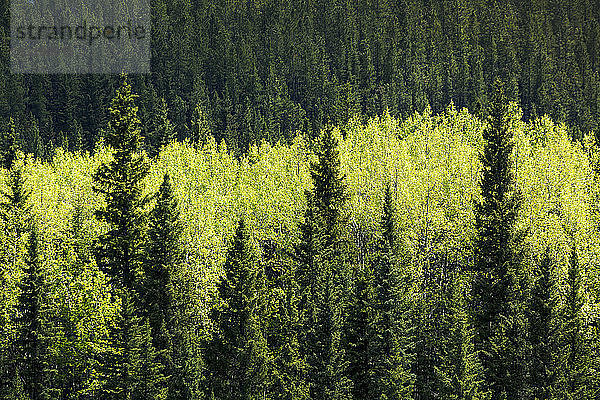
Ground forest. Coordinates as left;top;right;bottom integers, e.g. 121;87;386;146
2;0;600;399
0;75;599;399
1;0;600;154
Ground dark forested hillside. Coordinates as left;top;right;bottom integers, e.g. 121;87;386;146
2;1;600;399
1;0;600;155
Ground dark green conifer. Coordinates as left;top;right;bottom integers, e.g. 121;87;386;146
370;185;415;399
554;246;597;398
101;290;166;400
344;264;372;400
527;249;556;399
295;126;352;400
261;239;308;400
15;227;45;400
205;219;269;400
0;117;19;170
144;172;190;399
0;152;29;235
93;76;150;292
150;98;175;156
471;79;521;399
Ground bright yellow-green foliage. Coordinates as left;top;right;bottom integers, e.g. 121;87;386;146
2;105;600;378
13;104;600;283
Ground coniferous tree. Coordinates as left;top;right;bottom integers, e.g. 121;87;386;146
295;126;352;400
93;76;150;292
0;150;30;399
0;152;29;236
527;249;556;399
554;246;597;399
370;185;415;399
15;226;45;400
436;273;490;400
0;117;18;170
93;77;164;400
261;239;308;400
470;79;521;399
205;219;269;400
344;263;372;400
149;98;175;156
100;290;166;400
144;172;191;399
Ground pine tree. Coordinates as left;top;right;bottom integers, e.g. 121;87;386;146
191;102;212;146
344;264;373;400
205;219;269;400
470;79;521;399
93;76;150;292
15;226;45;400
0;151;30;398
436;273;490;400
0;152;29;236
93;77;163;400
144;172;190;399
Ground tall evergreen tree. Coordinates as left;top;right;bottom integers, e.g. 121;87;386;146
100;290;166;400
15;226;45;400
436;272;490;400
0;117;18;170
295;126;352;400
149;98;175;156
344;263;372;400
470;79;521;399
554;246;597;398
261;239;308;400
205;219;269;400
370;185;415;399
0;152;29;236
93;76;150;292
144;172;191;399
527;249;556;399
93;77;164;400
0;151;31;399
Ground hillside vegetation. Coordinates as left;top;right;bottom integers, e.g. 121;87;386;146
1;80;599;398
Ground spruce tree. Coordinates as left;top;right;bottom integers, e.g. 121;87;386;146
554;246;597;398
15;226;45;400
93;76;150;292
0;152;30;398
101;290;166;400
262;239;308;400
0;117;18;170
144;172;189;399
436;273;490;400
344;264;372;400
205;219;269;400
0;152;29;236
470;79;521;399
370;185;415;399
93;77;164;400
149;98;175;156
295;126;352;400
527;249;556;399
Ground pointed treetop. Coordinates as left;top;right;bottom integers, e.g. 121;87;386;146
106;76;143;152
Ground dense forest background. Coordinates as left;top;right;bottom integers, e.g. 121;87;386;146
1;0;600;154
0;76;599;398
2;0;600;399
